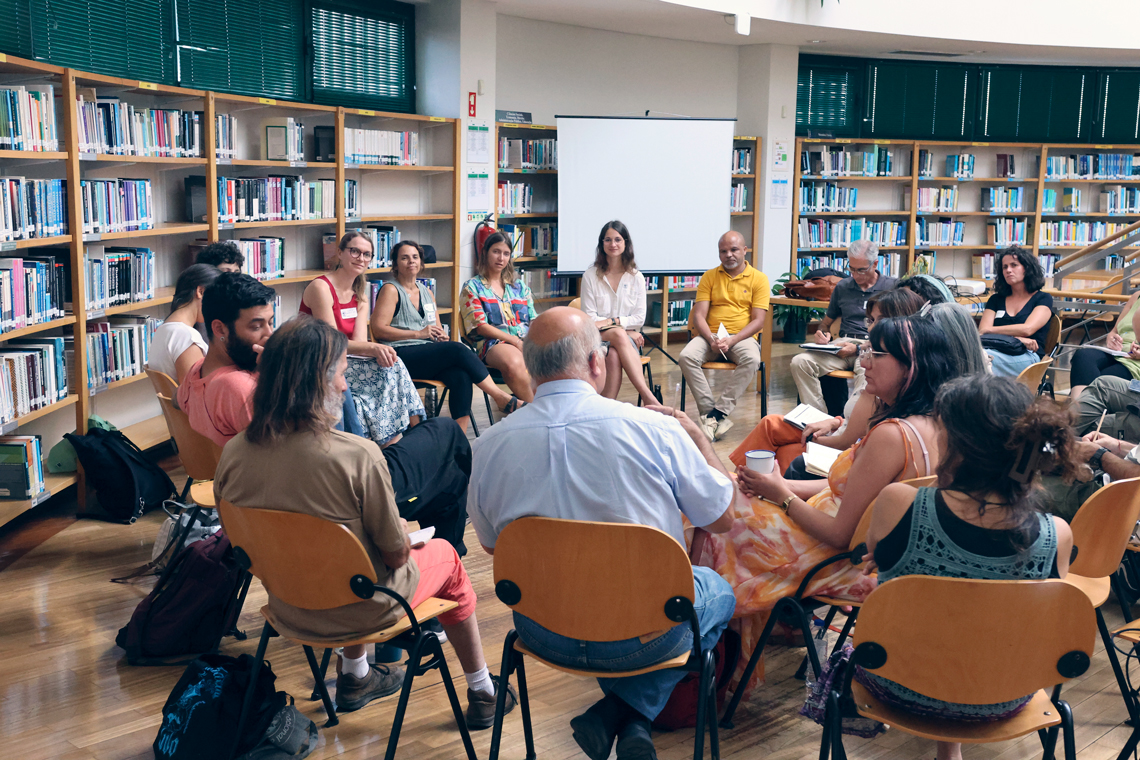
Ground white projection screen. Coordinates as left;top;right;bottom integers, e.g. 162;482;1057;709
556;116;735;274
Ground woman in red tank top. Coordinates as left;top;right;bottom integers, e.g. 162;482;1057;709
301;232;425;444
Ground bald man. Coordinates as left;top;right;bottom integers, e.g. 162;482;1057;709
679;231;770;441
468;307;741;760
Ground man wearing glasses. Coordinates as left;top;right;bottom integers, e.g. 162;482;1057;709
790;240;896;412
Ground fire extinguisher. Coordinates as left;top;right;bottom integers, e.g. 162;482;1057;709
474;215;497;256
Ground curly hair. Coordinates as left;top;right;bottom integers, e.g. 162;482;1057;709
993;245;1045;297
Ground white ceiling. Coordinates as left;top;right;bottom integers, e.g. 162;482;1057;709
490;0;1140;66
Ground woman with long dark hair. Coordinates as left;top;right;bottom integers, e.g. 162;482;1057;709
979;245;1054;377
864;375;1076;760
579;220;657;405
146;263;219;382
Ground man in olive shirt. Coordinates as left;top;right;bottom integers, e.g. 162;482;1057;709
790;240;896;412
678;231;769;441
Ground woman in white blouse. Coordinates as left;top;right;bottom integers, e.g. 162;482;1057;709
147;264;219;382
580;220;657;405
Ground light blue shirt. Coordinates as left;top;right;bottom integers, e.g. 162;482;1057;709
468;379;734;549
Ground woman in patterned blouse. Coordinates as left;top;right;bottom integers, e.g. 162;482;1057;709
460;231;536;405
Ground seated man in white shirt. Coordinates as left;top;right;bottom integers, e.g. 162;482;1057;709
468;306;743;760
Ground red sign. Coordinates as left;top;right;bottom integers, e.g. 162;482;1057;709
468;92;477;117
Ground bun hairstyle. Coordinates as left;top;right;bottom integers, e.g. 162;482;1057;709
934;375;1083;542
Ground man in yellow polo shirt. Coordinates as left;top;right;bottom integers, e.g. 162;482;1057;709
679;231;769;441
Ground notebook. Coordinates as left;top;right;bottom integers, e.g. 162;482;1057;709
804;442;842;478
783;403;834;431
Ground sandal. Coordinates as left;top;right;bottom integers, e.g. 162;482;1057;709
503;396;527;415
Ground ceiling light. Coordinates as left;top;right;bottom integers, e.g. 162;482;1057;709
734;13;751;35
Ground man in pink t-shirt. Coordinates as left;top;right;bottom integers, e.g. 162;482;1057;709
177;273;276;447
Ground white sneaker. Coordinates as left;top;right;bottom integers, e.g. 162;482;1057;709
715;417;734;441
699;414;718;442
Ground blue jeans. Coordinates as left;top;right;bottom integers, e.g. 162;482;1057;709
337;387;366;437
986;348;1039;378
513;566;736;720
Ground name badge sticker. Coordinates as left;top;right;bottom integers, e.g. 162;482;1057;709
424;302;436;320
996;310;1006;318
340;307;359;320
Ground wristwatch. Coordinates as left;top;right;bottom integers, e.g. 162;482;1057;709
780;494;795;513
1089;447;1110;471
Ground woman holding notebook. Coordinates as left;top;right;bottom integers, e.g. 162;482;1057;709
1067;287;1140;402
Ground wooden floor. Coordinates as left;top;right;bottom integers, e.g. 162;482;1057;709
0;343;1133;760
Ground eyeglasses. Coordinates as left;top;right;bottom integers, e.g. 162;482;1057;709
849;264;874;274
858;344;890;363
346;246;374;262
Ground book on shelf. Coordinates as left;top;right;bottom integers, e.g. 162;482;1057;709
234;237;284;281
667;275;701;290
498;138;557;170
996;154;1017;178
84;317;157;388
797;218;907;249
345;179;359;218
1100;186;1140;214
0;435;44;499
800;182;858;213
730;183;748;212
0;255;67;332
216;114;237;160
945;153;975;180
800;145;900;177
732;147;753;175
798;255;849;276
1062;187;1082;213
84;246;155;311
1039;220;1132;247
916;217;965;247
1044;152;1140;181
914;185;958;213
980;186;1027;213
313;126;335;163
264;118;304;162
916;149;935;178
0;337;68;423
80;178;153;233
783;403;834;430
0;86;59;152
984;218;1027;247
500;222;556;257
344;128;419;166
75;90;201;157
648;299;694;329
368;278;438;313
644;275;660;291
497;180;532;215
338;225;400;269
520;269;572;299
0;177;68;240
269;295;283;329
212;176;335;223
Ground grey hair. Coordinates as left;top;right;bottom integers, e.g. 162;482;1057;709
928;303;989;376
848;240;879;262
523;320;602;381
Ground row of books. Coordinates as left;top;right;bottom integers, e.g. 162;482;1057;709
666;275;701;289
732;147;753;175
0;337;68;425
1044;153;1140;180
500;222;556;257
0;435;45;500
80;178;153;234
498;180;532;215
800;253;902;278
327;225;401;269
84;317;156;389
232;237;285;281
84;246;155;312
916;218;965;247
345;179;360;218
941;153;975;179
797;219;907;249
0;256;68;333
1043;188;1082;213
520;269;572;299
367;278;438;313
498;138;557;170
800;146;900;177
730;183;748;213
75;93;202;157
1039;221;1133;247
1099;186;1140;214
344;128;419;166
0;178;68;240
972;253;1060;280
986;218;1030;246
0;86;59;152
648;299;695;329
980;186;1028;213
800;182;859;213
265;118;304;162
215;114;238;160
215;176;336;224
916;186;958;213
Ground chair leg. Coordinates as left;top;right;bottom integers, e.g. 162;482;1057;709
230;622;273;759
1117;723;1140;760
760;362;768;418
517;653;537;760
680;376;687;413
470;413;480;438
383;635;428;760
720;599;786;728
1057;698;1077;760
436;387;448;417
490;630;527;760
430;633;479;760
1113;570;1135;623
311;648;333;701
303;644;339;728
217;571;252;649
706;657;721;760
833;608;859;653
180;476;192;503
1099;607;1140;725
693;649;718;760
484;390;496;428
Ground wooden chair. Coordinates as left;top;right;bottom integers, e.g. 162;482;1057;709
1037;314;1064;398
720;474;937;728
1016;357;1054;397
487;517;721;760
146;368;179;399
410;379;479;436
155;393;222;507
679;311;768;418
568;297;656;406
820;576;1093;760
217;501;477;760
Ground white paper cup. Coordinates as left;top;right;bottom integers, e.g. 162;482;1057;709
745;450;776;474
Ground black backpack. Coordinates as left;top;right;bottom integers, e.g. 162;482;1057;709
64;426;176;523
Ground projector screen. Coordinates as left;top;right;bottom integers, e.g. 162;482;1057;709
556;116;735;274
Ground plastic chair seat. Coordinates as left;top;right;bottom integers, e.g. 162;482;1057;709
826;370;856;380
1113;623;1140;645
853;682;1061;743
260;596;458;649
189;481;216;508
1062;573;1110;609
513;638;690;679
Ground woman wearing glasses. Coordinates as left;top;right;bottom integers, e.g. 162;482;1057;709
301;231;426;445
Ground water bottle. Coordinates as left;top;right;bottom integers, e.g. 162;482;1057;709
804;618;830;694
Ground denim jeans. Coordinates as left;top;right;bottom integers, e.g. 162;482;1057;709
513;566;736;720
985;348;1039;378
337;387;366;437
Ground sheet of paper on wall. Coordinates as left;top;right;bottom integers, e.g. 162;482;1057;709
804;442;842;478
467;172;490;213
784;403;835;430
466;119;490;164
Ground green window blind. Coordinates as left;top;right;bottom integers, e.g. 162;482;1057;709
865;62;974;139
26;0;173;83
0;0;34;61
309;0;415;113
796;65;857;136
175;0;302;100
1097;70;1140;142
979;66;1093;142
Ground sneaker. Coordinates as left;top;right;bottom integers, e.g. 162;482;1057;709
714;416;734;440
466;681;518;730
615;718;657;760
422;618;448;645
699;414;718;442
335;663;405;712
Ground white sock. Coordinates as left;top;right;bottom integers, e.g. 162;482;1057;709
465;666;495;697
343;652;370;679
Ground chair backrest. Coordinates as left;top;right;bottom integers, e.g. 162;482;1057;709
1016;357;1053;391
1043;314;1062;356
146;368;179;399
850;475;939;552
1069;476;1140;578
156;393;222;482
493;517;695;642
854;576;1095;705
568;297;582;310
217;500;378;610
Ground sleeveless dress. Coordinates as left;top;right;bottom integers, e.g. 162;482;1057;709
693;417;931;688
856;487;1057;720
301;275;425;445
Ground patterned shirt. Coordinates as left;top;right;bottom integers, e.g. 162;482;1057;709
460;276;537;350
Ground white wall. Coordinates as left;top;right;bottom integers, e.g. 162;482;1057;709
496;16;738;125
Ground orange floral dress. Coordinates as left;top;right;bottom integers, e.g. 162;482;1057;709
691;418;930;687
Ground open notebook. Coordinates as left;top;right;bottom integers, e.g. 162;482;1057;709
784;403;835;430
804;442;843;478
